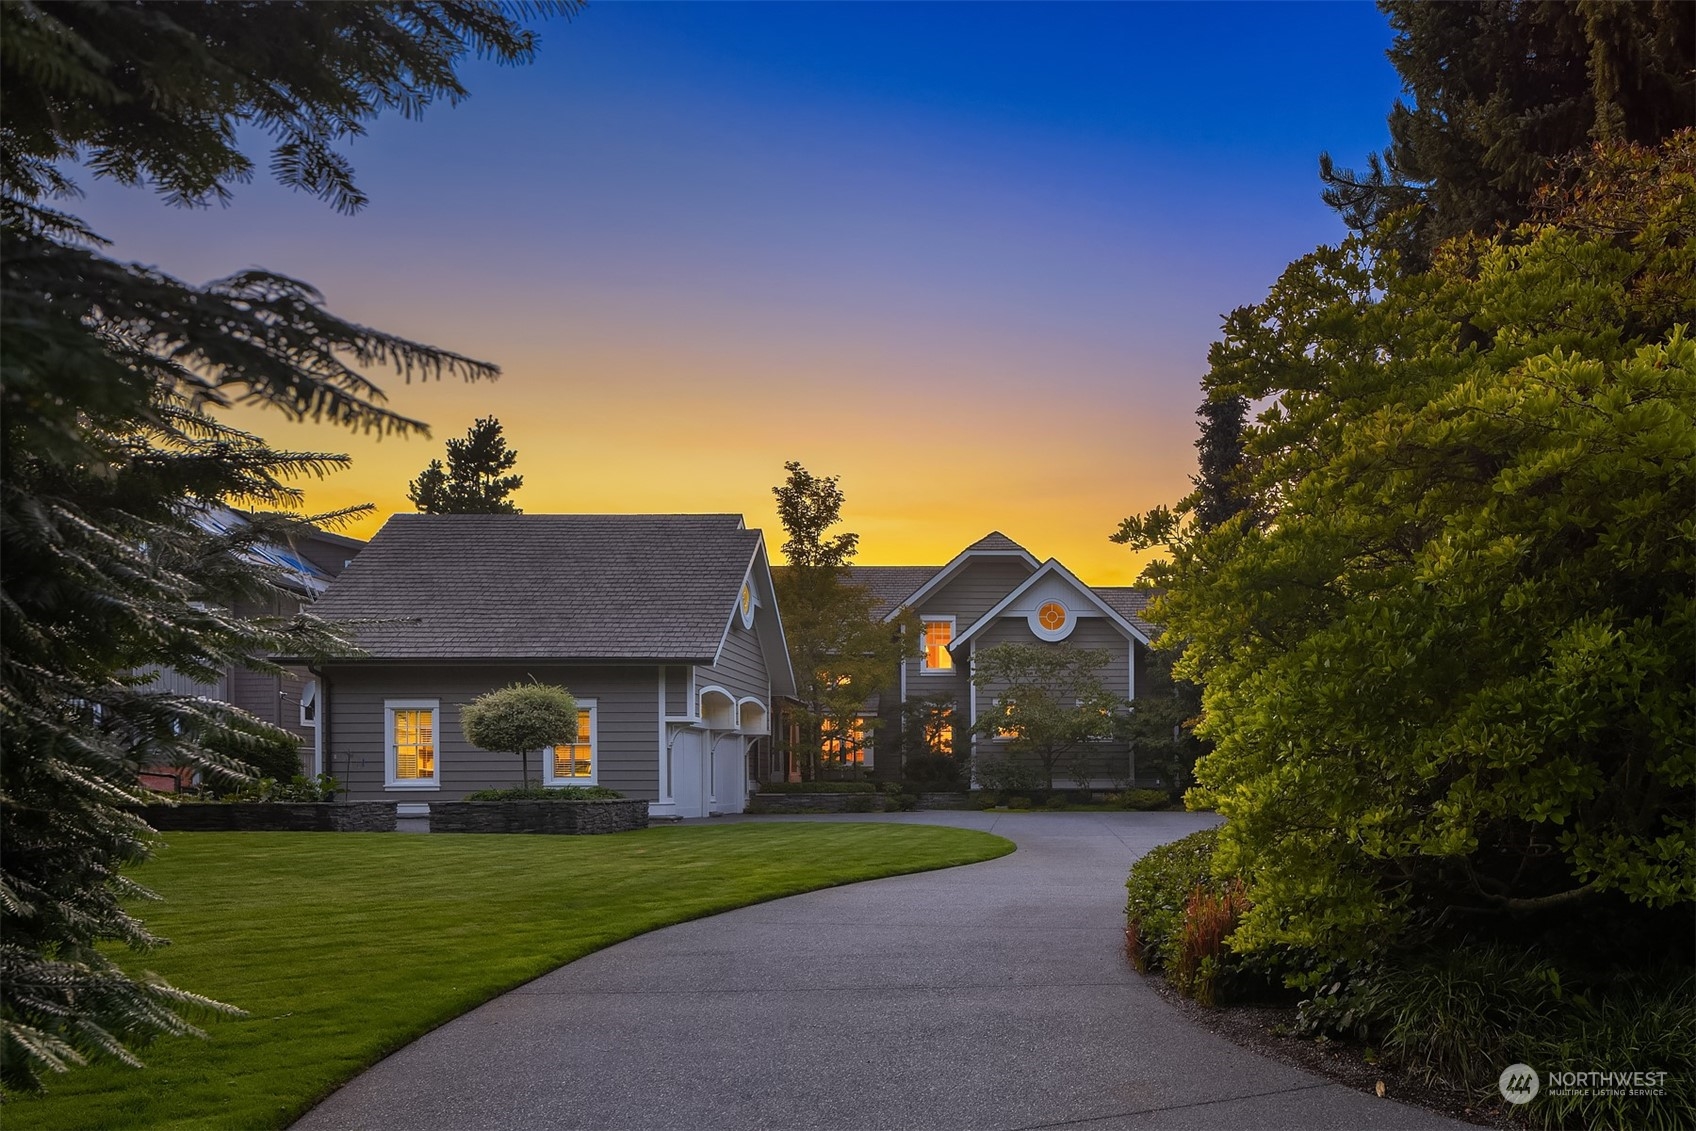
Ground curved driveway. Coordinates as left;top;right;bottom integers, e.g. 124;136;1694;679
296;811;1466;1131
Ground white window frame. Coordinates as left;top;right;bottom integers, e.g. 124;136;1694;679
919;616;957;674
299;680;318;728
385;698;441;791
542;699;599;787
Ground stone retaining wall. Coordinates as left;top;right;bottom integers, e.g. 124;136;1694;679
428;799;649;835
745;792;888;814
915;792;973;810
140;802;397;833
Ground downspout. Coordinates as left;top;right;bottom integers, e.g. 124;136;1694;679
308;663;330;792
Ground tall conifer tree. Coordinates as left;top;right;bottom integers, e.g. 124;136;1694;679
1320;0;1694;260
408;416;525;514
0;0;568;1091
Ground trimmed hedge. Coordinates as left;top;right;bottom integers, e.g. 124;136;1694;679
754;781;876;794
462;785;624;801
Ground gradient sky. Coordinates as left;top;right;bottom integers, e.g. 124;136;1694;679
71;2;1403;583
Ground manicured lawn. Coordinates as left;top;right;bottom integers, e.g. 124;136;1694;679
9;822;1012;1131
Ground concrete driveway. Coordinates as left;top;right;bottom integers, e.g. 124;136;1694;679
294;811;1467;1130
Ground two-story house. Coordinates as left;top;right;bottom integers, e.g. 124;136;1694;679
832;532;1159;786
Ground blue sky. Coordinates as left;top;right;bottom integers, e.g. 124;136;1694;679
74;1;1404;579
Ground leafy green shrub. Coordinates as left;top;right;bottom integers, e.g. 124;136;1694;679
967;792;999;810
754;781;876;794
213;774;340;803
973;754;1043;795
843;794;876;813
462;786;624;801
902;754;963;787
879;783;917;811
1114;788;1171;811
200;718;307;791
1005;796;1033;810
1044;794;1069;810
1124;829;1220;974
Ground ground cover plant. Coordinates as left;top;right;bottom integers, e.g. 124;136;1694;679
6;822;1010;1131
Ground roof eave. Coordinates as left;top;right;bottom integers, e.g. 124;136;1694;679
952;558;1153;648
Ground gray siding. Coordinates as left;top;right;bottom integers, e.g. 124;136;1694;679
134;665;226;701
899;556;1033;694
664;665;690;716
967;616;1135;780
917;557;1036;625
293;532;361;578
871;555;1033;776
698;617;769;705
322;663;661;802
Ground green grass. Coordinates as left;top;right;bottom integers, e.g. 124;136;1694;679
9;823;1012;1131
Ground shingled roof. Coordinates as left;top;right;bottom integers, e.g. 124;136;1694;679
962;531;1030;554
1092;586;1160;641
312;514;760;660
844;565;944;619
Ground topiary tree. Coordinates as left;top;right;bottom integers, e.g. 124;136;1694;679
459;683;578;789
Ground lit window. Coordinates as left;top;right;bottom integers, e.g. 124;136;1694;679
931;709;954;755
545;703;597;785
820;715;872;766
386;700;440;789
921;617;955;672
1038;601;1067;631
991;696;1018;740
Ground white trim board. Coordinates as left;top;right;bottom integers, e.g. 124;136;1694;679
384;697;441;791
880;543;1038;623
952;558;1153;649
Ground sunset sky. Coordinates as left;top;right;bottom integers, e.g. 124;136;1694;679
73;2;1402;583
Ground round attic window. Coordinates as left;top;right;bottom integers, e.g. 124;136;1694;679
740;582;756;629
1029;599;1074;642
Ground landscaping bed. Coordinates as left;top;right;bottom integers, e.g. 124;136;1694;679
1124;828;1696;1131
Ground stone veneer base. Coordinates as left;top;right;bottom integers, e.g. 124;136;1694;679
427;798;649;835
744;793;889;814
140;802;398;833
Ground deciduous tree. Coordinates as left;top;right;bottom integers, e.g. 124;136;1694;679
969;643;1126;790
1120;134;1696;967
0;0;567;1092
770;462;917;779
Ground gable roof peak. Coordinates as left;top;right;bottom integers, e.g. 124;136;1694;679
963;530;1029;554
